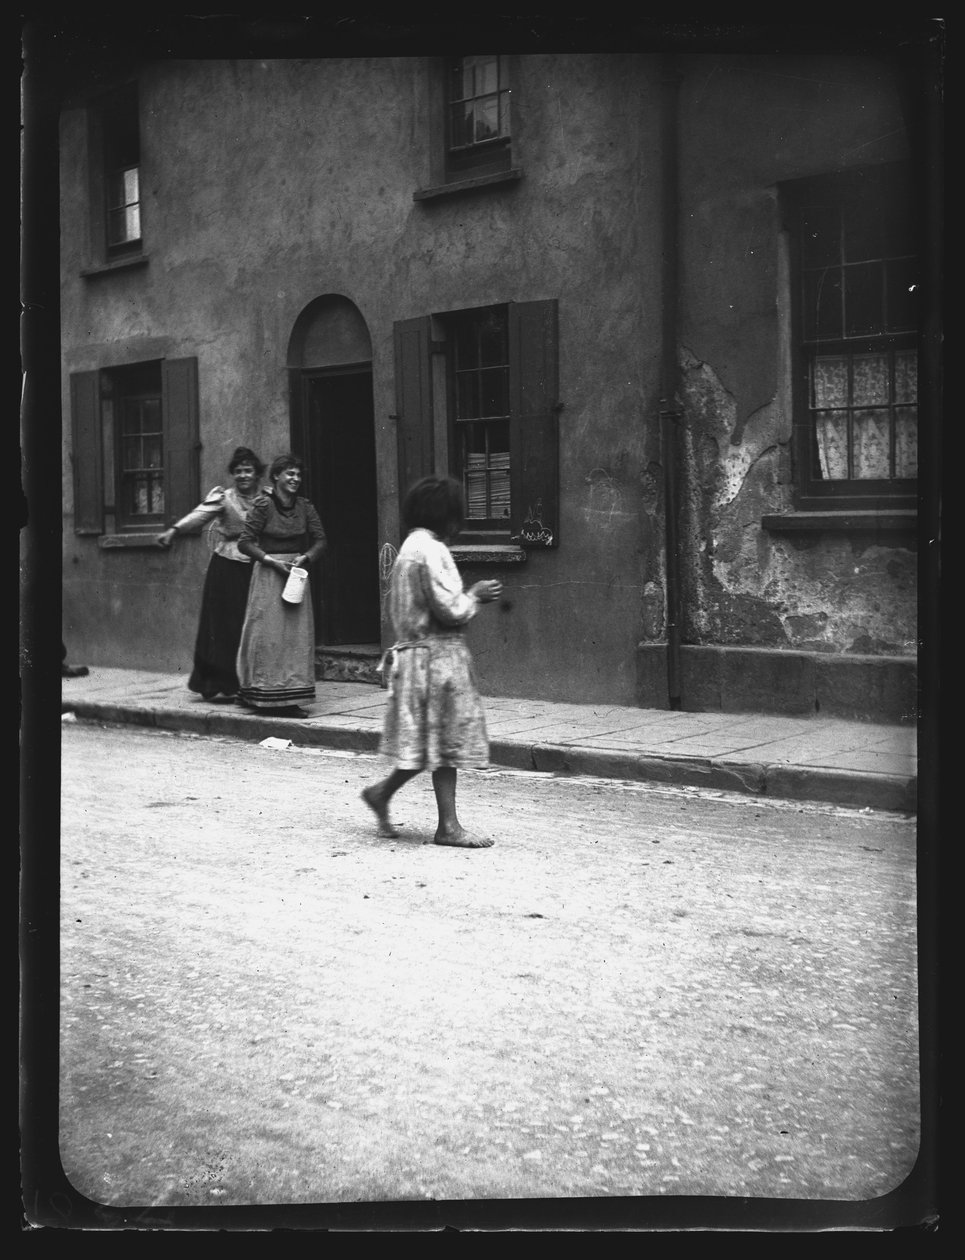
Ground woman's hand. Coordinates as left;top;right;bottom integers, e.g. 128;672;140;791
470;579;503;604
158;529;177;549
292;554;309;570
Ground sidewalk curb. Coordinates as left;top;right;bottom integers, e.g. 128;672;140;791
63;699;916;814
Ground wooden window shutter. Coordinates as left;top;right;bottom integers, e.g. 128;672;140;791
509;299;559;547
69;370;104;535
162;357;200;524
393;317;434;505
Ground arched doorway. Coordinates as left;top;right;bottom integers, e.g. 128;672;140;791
287;296;380;648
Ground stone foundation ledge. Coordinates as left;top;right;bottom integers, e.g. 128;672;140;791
315;646;382;686
636;644;917;725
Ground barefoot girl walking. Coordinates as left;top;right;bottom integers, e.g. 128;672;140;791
362;475;503;848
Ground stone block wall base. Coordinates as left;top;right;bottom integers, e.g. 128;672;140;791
636;644;917;724
315;645;382;686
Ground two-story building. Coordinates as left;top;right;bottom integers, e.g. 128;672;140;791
50;34;937;720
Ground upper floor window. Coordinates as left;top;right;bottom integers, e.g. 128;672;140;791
106;162;141;251
447;55;511;161
87;82;143;266
785;163;918;510
416;55;518;200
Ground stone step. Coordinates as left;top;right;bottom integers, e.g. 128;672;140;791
315;643;382;686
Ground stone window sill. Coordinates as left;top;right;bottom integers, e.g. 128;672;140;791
762;510;917;533
414;168;523;202
450;544;528;565
98;532;165;549
81;254;150;279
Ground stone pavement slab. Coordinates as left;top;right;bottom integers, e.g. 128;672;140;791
58;668;918;814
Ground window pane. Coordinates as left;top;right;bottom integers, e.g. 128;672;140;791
474;96;499;142
479;313;507;366
450;103;473;148
148;473;164;514
120;408;143;435
476;57;499;95
801;204;841;269
852;409;891;479
815;412;850;480
490;466;511;519
121;436;142;470
844;192;888;262
852;353;889;407
126;474;150;516
844;261;882;337
894;351;917;404
450;61;471;99
144;436;163;469
885;257;918;332
894;407;918;477
454;321;477;367
812;355;850;409
479;366;509;417
122;167;139;203
804;269;842;340
463;421;510;519
456;373;479;419
108;205;141;246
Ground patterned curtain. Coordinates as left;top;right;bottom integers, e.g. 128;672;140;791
813;352;917;481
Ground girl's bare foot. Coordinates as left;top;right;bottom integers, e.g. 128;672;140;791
361;787;400;839
432;825;494;849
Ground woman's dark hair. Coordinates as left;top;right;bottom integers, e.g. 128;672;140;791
268;453;305;482
401;475;466;538
228;446;265;475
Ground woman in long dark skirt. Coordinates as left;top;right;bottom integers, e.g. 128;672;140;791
157;446;265;701
236;453;327;717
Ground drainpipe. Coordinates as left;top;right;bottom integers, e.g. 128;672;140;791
659;54;684;709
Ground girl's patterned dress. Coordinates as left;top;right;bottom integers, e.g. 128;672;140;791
379;527;489;770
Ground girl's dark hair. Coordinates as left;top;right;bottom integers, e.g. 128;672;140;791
401;475;465;537
268;453;305;482
228;446;265;475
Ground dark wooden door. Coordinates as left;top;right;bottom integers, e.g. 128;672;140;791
305;370;380;645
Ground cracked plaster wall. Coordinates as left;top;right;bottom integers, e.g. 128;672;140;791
678;344;916;657
673;52;917;660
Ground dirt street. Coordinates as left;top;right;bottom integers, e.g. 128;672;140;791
53;720;921;1220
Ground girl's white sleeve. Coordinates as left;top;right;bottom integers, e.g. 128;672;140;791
422;543;478;626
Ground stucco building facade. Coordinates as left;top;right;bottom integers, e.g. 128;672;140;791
56;47;933;720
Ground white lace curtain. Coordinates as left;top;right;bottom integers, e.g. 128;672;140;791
813;351;917;480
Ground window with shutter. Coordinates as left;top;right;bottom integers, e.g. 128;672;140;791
68;357;200;538
70;371;104;535
393;316;434;496
392;300;559;547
